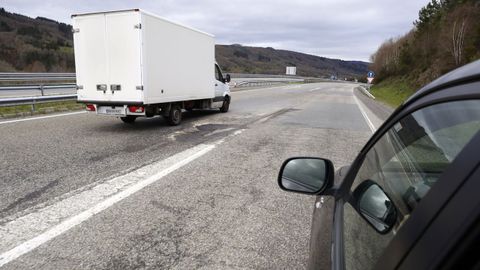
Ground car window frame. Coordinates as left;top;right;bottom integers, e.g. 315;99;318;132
331;80;480;270
396;136;480;269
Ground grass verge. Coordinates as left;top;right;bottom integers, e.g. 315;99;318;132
370;78;416;108
0;100;84;118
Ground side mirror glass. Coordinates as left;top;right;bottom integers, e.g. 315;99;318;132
225;74;231;83
353;180;397;234
278;157;334;195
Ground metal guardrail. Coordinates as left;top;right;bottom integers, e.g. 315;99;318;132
0;72;308;112
0;84;77;96
0;94;77;106
0;73;76;82
0;73;77;112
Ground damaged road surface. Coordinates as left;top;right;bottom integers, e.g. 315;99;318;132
0;82;375;269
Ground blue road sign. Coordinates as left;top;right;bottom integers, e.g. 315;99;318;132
367;71;375;78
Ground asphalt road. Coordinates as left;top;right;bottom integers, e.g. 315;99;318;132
0;82;387;269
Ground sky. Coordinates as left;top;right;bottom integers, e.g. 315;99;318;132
1;0;430;62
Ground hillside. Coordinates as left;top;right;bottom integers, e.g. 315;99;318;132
216;44;368;78
370;0;480;107
0;8;368;77
0;8;74;72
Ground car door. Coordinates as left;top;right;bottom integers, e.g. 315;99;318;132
329;86;480;270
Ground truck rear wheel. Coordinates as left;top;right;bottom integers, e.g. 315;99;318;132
120;116;137;124
220;96;230;113
167;105;182;125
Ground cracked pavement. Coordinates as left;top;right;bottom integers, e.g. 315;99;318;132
0;83;375;269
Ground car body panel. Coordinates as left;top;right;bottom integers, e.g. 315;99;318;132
304;61;480;270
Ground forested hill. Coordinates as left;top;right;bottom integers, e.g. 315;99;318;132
0;8;368;78
0;8;74;72
371;0;480;89
216;44;368;78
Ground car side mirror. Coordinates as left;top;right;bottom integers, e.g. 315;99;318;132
278;157;334;195
352;180;397;234
225;74;231;83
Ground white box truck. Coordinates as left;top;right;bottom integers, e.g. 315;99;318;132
72;9;231;125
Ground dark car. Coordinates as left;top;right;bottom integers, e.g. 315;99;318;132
278;60;480;270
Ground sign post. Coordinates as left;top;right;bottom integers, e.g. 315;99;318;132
367;71;375;90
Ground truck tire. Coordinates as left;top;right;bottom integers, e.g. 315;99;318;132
220;96;230;113
167;105;182;125
120;116;137;124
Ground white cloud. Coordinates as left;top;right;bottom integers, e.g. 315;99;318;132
1;0;430;61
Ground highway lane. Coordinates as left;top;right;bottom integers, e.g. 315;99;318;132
0;82;378;269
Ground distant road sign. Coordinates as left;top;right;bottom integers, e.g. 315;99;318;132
367;77;374;84
286;66;296;75
367;71;375;78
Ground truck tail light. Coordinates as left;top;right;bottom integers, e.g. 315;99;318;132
86;104;96;111
128;106;144;113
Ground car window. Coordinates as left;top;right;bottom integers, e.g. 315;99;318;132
344;99;480;270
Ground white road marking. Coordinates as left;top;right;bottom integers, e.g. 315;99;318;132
0;111;86;125
0;128;244;267
232;83;304;95
204;127;236;137
308;87;324;92
353;93;376;133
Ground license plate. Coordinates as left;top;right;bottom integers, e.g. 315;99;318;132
97;106;126;116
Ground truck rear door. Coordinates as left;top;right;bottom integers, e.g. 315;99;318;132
74;11;143;104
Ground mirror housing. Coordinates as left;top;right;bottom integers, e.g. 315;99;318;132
225;74;231;83
278;157;334;195
352;180;397;234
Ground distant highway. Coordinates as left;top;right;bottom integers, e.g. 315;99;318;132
0;82;390;269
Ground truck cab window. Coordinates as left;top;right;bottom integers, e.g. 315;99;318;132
215;65;223;82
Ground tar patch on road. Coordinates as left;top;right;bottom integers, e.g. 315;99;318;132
0;179;60;221
167;123;238;143
253;108;299;124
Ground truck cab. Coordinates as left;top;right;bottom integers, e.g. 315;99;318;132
215;62;230;98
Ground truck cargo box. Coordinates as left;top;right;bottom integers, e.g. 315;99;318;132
72;9;216;105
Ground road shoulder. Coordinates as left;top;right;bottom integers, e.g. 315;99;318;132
354;87;394;128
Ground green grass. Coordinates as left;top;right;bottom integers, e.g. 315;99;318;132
370;78;416;108
0;100;84;117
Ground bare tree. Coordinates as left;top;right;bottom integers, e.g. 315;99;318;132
451;19;467;66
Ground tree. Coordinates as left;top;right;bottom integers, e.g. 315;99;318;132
414;0;442;31
451;19;467;65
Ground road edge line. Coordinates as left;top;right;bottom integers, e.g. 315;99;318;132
353;94;376;133
0;111;86;125
0;143;215;267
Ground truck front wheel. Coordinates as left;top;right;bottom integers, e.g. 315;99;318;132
120;116;137;124
167;105;182;125
220;96;230;113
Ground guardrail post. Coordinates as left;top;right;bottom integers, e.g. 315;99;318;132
40;84;44;96
31;99;36;113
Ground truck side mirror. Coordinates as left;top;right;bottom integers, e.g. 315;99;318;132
225;74;231;83
278;157;334;195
